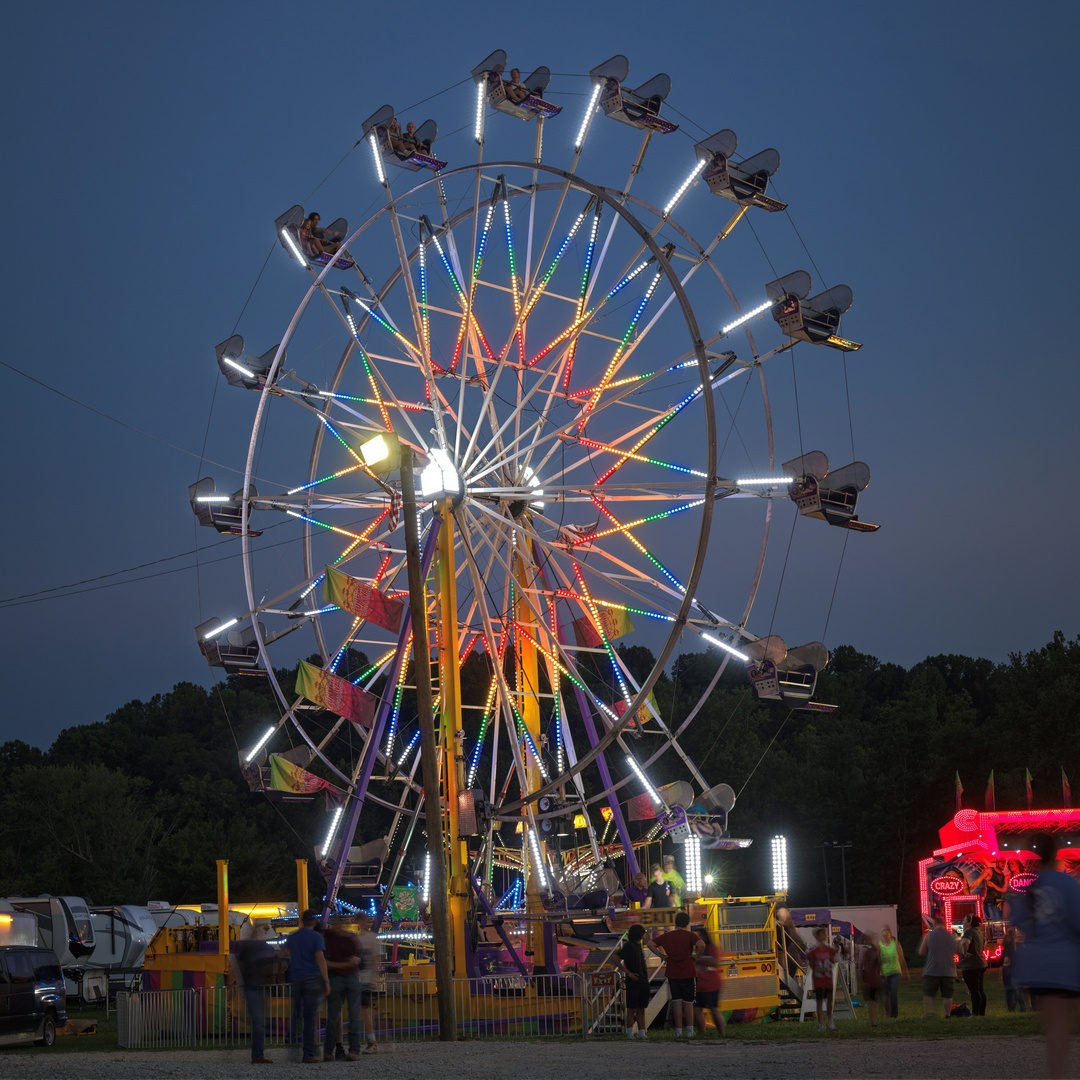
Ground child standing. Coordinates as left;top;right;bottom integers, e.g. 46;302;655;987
806;926;839;1031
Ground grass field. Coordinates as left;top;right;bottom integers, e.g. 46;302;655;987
720;966;1042;1042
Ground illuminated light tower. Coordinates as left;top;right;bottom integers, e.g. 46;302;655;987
771;834;789;894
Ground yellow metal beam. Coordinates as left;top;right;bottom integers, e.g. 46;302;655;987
437;505;470;977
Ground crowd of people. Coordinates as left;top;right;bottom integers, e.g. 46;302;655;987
226;832;1080;1076
230;908;379;1065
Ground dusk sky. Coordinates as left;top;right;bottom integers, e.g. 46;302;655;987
2;0;1076;751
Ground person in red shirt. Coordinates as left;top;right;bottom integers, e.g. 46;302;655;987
693;928;725;1037
806;925;839;1031
648;911;704;1038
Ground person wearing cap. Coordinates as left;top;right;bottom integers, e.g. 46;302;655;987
286;909;331;1064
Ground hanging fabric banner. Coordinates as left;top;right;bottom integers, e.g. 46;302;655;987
269;754;342;797
572;607;634;649
296;659;377;728
324;565;405;633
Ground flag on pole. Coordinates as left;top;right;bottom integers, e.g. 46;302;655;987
955;772;964;813
296;659;378;728
985;770;995;813
572;607;633;649
1025;768;1034;810
1063;767;1072;808
323;565;404;632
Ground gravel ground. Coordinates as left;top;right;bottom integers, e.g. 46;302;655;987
0;1036;1068;1080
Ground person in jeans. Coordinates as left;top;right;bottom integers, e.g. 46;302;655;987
323;920;363;1061
230;935;277;1064
286;909;330;1063
878;924;909;1019
1001;926;1027;1013
958;914;988;1016
918;917;960;1018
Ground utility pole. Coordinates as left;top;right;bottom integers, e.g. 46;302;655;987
400;446;456;1040
816;840;832;907
838;841;851;906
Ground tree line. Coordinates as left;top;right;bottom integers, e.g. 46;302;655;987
0;632;1076;943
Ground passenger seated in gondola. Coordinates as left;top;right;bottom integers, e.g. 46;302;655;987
503;68;529;104
299;212;342;258
389;118;422;159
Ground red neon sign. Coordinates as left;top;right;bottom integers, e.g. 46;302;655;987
1008;872;1037;892
930;876;965;896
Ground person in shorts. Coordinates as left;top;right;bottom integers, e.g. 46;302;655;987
693;928;725;1037
614;924;651;1039
649;911;703;1038
918;917;960;1018
805;926;838;1031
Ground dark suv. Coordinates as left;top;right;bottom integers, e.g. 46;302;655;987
0;947;66;1047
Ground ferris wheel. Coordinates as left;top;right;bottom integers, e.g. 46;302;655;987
190;50;872;926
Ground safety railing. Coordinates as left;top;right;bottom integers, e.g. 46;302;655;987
117;973;622;1049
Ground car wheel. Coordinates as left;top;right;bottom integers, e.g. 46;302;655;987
36;1012;57;1047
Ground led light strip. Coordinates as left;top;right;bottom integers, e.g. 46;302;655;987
721;299;773;336
243;726;276;763
664;160;707;216
368;131;386;186
701;632;750;662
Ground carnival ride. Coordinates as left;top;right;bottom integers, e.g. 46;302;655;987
189;50;874;1020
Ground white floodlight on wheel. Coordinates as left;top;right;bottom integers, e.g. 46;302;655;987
420;447;463;505
360;432;401;470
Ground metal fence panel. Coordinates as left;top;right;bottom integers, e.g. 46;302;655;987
117;974;613;1050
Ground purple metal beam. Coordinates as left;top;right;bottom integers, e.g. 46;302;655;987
535;553;639;877
471;876;530;978
323;518;442;914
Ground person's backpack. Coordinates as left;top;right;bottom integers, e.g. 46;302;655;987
950;1003;971;1017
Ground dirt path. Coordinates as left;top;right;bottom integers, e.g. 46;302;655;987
0;1036;1065;1079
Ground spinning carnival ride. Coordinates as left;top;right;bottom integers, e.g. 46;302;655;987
191;51;875;978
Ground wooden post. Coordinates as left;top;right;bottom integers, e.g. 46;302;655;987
400;446;457;1040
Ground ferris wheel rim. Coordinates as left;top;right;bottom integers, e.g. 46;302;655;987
237;149;782;830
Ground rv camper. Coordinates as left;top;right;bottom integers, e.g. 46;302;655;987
4;895;107;1004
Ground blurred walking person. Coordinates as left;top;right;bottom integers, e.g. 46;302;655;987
230;933;277;1064
878;924;909;1019
959;914;988;1016
1001;926;1027;1013
858;932;882;1027
1006;833;1080;1079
